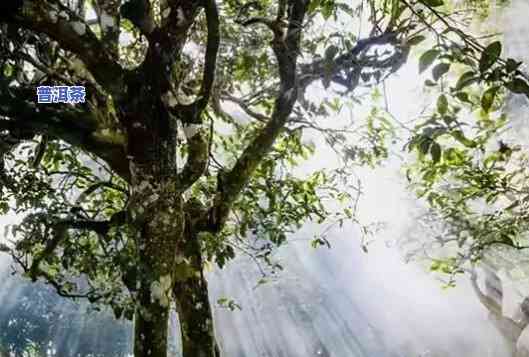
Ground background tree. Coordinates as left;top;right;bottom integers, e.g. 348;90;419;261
1;0;528;356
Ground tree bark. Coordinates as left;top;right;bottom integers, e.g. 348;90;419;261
128;172;183;357
174;272;220;357
132;223;176;357
134;299;170;357
124;80;213;355
131;197;183;357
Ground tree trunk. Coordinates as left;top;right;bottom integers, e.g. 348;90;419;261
174;272;220;357
125;104;212;356
134;298;170;357
132;223;175;357
129;178;184;357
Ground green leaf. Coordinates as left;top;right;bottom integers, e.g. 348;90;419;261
443;147;465;165
505;58;523;73
419;49;440;73
454;91;471;104
451;130;476;148
430;260;441;271
324;45;340;62
481;86;499;112
419;137;432;155
3;64;13;77
506;78;529;98
307;0;321;14
455;71;477;90
407;35;426;46
425;79;437;87
360;72;372;82
422;0;444;6
437;94;448;115
430;142;442;163
321;1;335;19
432;63;450;81
479;41;502;73
487;67;503;82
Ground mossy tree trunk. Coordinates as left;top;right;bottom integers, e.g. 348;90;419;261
171;205;221;357
126;106;184;357
174;273;220;357
133;298;170;357
129;179;184;357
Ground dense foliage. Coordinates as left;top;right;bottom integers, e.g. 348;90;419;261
402;3;529;286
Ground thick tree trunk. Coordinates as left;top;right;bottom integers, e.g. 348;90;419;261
132;224;176;357
129;178;183;357
134;299;170;357
125;102;211;356
174;272;220;357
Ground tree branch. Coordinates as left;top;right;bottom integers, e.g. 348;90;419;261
9;1;125;96
174;0;220;191
205;0;308;232
221;94;269;122
26;214;120;282
0;85;130;181
169;0;220;124
298;31;407;89
93;0;122;58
